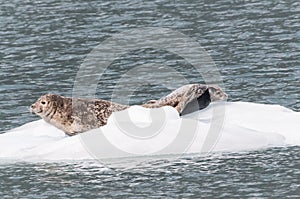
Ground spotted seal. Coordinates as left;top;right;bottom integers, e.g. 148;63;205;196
30;94;129;136
142;84;227;115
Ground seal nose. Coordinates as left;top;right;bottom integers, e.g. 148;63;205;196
224;93;228;100
30;104;35;113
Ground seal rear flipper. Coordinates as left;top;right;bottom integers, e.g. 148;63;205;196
65;130;81;136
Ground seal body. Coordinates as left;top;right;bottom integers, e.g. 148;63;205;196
30;94;129;136
142;84;227;115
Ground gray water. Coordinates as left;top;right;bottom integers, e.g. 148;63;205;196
0;0;299;198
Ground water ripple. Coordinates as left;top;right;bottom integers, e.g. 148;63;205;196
0;0;299;197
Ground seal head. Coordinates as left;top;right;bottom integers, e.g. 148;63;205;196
30;94;65;121
207;85;228;101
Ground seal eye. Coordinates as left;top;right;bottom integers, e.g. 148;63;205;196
41;101;46;105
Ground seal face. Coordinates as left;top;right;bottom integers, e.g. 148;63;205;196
207;85;228;102
30;94;129;136
30;94;65;121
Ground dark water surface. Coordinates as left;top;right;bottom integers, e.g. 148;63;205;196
0;0;299;198
0;147;299;198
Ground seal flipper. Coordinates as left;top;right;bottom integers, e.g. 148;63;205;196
180;89;211;116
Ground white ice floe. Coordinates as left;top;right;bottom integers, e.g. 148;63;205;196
0;102;299;162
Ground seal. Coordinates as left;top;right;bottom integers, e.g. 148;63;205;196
30;84;227;136
142;84;227;115
30;94;129;136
